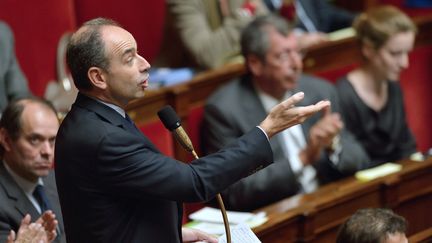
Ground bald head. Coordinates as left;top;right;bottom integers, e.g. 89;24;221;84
0;98;59;182
67;18;121;91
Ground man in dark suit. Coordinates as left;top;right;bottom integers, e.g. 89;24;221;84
54;17;329;242
201;14;370;211
0;97;65;243
294;0;354;33
265;0;356;49
0;21;32;114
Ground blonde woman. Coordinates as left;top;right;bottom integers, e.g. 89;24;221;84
336;5;417;167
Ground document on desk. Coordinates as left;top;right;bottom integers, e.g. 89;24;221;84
328;27;355;41
189;207;256;224
355;162;402;182
218;223;261;243
185;207;267;235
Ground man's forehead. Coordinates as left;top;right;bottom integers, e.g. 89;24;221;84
20;103;58;130
101;25;136;53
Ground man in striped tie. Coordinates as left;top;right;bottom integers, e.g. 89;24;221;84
0;97;66;243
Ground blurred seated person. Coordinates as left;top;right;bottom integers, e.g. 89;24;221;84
0;97;65;243
201;14;369;211
336;6;417;167
265;0;356;49
7;213;58;243
154;0;269;69
336;208;408;243
0;21;32;115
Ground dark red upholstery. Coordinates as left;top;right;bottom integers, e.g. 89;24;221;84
139;121;175;157
400;45;432;152
183;106;206;222
0;0;76;96
314;63;358;84
73;0;165;63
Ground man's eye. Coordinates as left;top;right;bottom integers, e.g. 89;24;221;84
390;51;403;57
29;137;42;145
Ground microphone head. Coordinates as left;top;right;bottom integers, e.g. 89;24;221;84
157;105;181;131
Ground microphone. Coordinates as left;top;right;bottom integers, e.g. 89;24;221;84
157;105;232;243
157;105;196;157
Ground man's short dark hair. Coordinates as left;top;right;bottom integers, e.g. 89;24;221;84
336;208;407;243
66;18;120;91
240;14;292;62
0;97;57;155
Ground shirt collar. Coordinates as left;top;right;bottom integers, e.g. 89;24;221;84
3;161;43;195
92;98;126;118
254;83;293;113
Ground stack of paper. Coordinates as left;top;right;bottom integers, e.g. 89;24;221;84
355;163;402;182
328;27;355;41
218;223;261;243
185;207;267;235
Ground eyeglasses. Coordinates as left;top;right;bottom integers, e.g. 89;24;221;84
272;48;305;64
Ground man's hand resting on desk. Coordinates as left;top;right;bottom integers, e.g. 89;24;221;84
260;92;331;138
182;227;218;243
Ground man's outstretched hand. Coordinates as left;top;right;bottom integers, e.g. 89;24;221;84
260;92;331;138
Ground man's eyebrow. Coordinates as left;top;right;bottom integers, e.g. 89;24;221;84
122;47;136;58
26;133;51;138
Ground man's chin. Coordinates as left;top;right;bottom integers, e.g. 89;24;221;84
135;91;146;99
36;170;51;178
283;81;297;91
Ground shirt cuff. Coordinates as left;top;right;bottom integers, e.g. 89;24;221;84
256;126;269;141
329;135;342;165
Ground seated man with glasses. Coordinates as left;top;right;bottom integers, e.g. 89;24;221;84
201;14;369;211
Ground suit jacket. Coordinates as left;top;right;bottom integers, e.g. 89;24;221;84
0;21;31;113
54;93;273;243
0;162;65;243
201;74;370;211
295;0;355;33
154;0;269;69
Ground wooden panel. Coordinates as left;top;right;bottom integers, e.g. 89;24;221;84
253;158;432;242
409;227;432;243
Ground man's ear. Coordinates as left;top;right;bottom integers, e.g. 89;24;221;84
88;67;107;89
247;55;263;77
0;128;12;152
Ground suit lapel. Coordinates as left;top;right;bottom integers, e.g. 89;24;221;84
239;78;295;166
0;163;40;220
295;76;320;138
73;93;159;152
239;78;268;128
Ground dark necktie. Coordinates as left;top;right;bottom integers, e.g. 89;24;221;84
33;185;52;213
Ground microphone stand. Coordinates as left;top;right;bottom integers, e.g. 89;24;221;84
158;106;231;243
189;150;231;243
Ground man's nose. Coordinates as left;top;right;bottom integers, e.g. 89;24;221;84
138;54;151;72
40;142;54;158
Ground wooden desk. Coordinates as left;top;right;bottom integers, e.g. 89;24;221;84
253;158;432;243
409;227;432;243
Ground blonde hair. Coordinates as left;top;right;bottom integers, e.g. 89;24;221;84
353;5;417;49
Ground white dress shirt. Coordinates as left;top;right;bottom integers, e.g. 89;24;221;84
255;89;318;193
3;161;44;213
